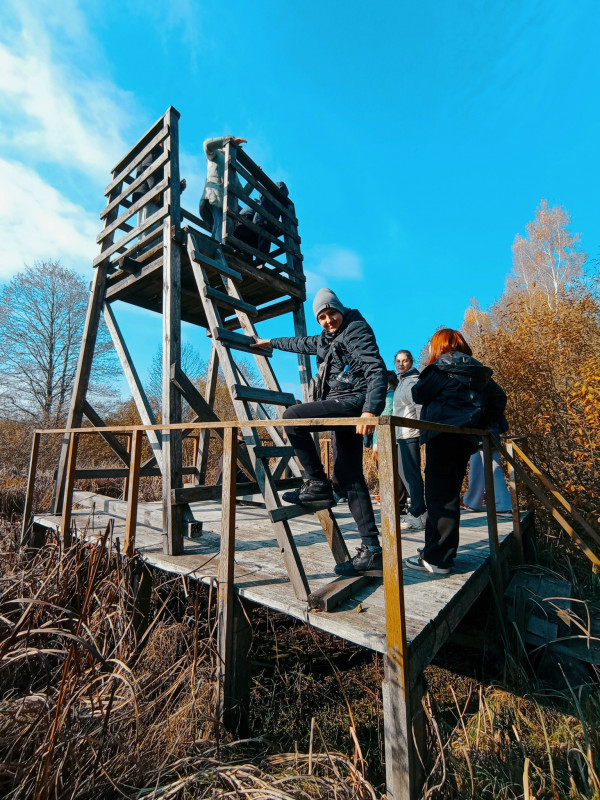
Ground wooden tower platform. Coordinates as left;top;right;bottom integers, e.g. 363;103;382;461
24;108;543;800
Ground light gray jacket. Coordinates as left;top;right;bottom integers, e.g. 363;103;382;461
393;367;421;440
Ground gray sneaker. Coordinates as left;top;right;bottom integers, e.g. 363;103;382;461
334;545;383;576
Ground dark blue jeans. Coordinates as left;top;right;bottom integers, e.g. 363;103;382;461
282;395;380;549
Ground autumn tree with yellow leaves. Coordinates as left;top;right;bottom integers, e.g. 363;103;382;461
463;201;600;515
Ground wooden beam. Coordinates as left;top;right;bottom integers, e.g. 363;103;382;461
506;440;524;563
61;432;79;548
308;575;371;612
53;265;110;513
161;109;184;556
231;384;296;407
172;477;302;504
377;417;423;800
216;428;239;729
203;285;258;316
21;431;41;545
101;149;169;219
82;400;131;465
170;363;255;480
103;301;164;471
106;119;169;195
124;429;143;558
196;344;218;485
93;205;169;267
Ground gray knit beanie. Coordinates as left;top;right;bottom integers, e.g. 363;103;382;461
312;288;345;319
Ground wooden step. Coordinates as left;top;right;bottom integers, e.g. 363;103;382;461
232;384;295;406
171;477;302;505
203;286;258;317
308;575;373;612
191;247;242;281
269;500;336;523
212;327;272;356
254;445;295;459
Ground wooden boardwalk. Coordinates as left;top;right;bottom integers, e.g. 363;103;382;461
35;490;514;673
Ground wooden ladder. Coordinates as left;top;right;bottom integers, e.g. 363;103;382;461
185;229;351;603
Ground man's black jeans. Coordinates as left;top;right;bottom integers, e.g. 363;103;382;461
282;395;380;549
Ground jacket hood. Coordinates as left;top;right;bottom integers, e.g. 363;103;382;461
435;352;492;392
398;366;420;379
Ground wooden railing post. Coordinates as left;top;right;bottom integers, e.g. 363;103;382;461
216;426;250;733
21;431;41;545
124;429;143;558
61;432;79;548
378;417;424;800
505;437;525;563
482;433;506;626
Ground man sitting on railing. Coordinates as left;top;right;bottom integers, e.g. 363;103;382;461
252;287;387;576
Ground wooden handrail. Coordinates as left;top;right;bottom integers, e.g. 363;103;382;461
495;436;600;568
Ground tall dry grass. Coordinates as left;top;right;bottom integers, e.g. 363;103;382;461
0;519;381;800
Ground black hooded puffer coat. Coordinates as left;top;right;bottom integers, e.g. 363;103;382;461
271;308;387;415
411;351;507;444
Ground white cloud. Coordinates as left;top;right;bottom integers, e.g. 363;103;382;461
303;245;364;295
0;51;129;180
0;159;98;277
0;1;143;279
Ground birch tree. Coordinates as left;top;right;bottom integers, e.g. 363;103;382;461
0;260;115;423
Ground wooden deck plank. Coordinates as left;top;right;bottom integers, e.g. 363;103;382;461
34;495;514;660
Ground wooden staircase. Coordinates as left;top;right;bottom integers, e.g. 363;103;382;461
50;107;355;605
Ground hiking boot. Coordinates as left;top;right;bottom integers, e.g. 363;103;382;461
405;555;450;574
334;545;383;576
401;512;426;531
282;479;335;507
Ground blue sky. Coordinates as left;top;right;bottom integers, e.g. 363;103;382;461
1;0;598;398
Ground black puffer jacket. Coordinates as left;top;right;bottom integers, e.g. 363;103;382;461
271;308;387;415
411;352;507;444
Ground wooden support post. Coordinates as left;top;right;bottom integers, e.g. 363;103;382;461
216;428;252;733
196;344;218;485
292;301;312;402
61;432;79;548
506;438;525;563
482;434;504;593
128;559;153;645
319;437;332;478
378;417;424;800
53;266;109;512
161;108;184;555
122;433;132;500
21;431;41;546
124;429;143;558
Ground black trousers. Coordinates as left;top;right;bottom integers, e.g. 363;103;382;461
398;437;425;517
282;395;380;549
422;433;476;569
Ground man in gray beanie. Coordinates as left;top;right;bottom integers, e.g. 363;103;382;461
252;288;388;576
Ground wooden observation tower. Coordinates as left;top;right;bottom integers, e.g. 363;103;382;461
52;107;351;600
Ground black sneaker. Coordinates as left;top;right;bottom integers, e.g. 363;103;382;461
334;545;383;576
333;491;348;504
282;479;335;507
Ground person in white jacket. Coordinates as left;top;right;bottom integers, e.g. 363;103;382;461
393;350;426;530
199;135;247;240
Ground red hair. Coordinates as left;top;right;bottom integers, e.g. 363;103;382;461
427;328;472;365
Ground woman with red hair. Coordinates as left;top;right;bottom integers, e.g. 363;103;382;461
405;328;507;574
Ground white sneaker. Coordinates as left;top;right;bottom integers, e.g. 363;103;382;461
401;512;426;530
